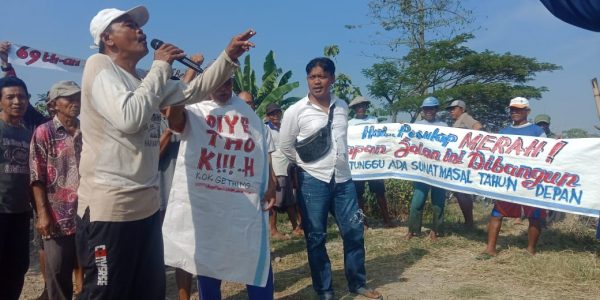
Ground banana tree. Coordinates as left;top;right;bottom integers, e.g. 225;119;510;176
233;51;300;118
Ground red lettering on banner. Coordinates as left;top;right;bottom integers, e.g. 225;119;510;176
459;132;483;150
546;140;568;163
348;145;387;160
16;46;29;59
475;135;496;152
459;133;546;158
490;136;511;154
467;152;580;189
523;139;546;157
15;46;82;68
27;50;41;65
394;139;441;160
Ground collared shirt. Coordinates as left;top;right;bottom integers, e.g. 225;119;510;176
452;112;480;129
279;96;352;183
30;117;82;236
78;51;237;222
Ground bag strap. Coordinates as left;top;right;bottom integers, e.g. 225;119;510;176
326;104;336;129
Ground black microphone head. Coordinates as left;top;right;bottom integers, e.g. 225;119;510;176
150;39;163;50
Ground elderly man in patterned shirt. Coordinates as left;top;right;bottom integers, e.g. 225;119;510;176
30;81;82;300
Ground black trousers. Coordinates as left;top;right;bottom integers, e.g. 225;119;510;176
76;210;165;300
0;212;31;300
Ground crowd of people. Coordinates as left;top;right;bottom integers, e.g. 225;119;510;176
0;4;576;300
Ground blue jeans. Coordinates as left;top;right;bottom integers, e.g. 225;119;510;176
197;265;273;300
297;171;367;296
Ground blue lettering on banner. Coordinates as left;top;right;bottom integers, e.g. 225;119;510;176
535;184;582;205
410;161;472;184
478;173;517;192
361;126;395;139
396;124;458;146
349;160;386;170
387;160;408;171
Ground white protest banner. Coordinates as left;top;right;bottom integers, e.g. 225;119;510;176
8;44;86;73
348;123;600;217
7;43;188;78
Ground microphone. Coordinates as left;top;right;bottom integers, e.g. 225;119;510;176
150;39;203;73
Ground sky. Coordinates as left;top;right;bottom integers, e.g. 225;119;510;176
2;0;600;133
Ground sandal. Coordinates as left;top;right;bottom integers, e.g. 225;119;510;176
354;287;383;299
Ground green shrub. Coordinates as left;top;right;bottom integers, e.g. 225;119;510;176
360;179;414;220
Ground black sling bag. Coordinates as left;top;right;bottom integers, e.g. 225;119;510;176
294;105;336;163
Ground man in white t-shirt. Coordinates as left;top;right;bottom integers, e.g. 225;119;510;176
264;103;303;239
162;77;275;300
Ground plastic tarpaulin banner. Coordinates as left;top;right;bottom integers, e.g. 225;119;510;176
7;43;188;77
8;44;85;73
348;123;600;217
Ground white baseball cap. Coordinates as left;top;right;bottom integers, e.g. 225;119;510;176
90;6;149;48
446;100;466;110
508;97;529;108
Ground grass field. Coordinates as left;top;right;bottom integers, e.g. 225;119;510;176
210;199;599;299
22;199;599;300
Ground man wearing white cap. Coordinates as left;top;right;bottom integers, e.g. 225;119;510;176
30;81;82;300
77;5;255;298
480;97;546;259
446;100;482;229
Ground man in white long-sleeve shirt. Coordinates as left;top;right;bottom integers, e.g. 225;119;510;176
77;5;255;299
279;57;382;300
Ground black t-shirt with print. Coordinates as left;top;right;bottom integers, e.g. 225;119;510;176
0;120;33;213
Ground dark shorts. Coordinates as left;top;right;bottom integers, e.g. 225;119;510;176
354;180;386;198
274;176;296;213
76;209;165;299
491;201;546;219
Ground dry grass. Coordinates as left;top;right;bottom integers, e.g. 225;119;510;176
253;200;599;300
21;200;599;300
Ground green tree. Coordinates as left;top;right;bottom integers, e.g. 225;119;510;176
366;0;473;51
233;51;300;117
363;34;560;131
562;128;588;139
358;0;475;121
34;92;50;117
323;45;362;103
